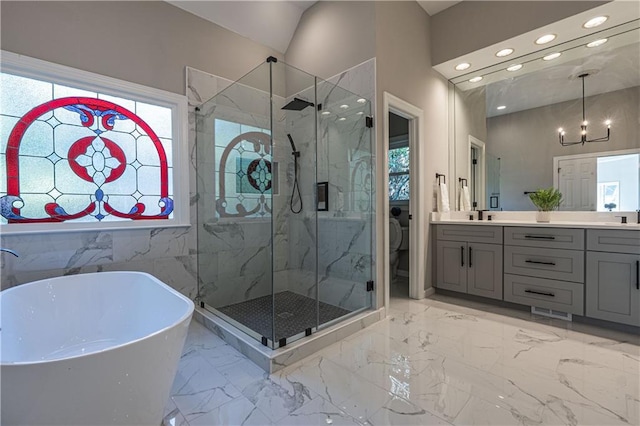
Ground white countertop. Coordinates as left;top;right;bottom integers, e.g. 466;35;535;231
430;211;640;231
431;219;640;230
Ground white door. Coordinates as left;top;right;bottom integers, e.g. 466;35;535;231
558;157;596;210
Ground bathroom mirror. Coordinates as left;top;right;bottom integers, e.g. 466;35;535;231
450;18;640;212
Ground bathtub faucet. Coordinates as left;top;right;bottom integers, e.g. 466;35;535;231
0;248;19;257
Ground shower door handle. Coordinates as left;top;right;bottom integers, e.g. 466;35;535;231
409;214;413;220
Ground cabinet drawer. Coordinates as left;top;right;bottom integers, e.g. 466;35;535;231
436;225;502;244
504;245;584;283
587;229;640;255
504;227;584;250
504;274;584;315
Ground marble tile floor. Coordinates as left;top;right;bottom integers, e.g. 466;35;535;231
163;291;639;426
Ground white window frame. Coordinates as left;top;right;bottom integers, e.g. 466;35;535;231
0;51;190;234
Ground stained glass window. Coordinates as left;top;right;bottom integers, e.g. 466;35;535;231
214;118;274;218
0;52;189;233
389;146;409;201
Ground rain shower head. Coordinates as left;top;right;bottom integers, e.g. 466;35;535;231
282;97;315;111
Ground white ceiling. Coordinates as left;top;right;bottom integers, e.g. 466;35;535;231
168;1;458;54
417;1;461;16
167;1;317;53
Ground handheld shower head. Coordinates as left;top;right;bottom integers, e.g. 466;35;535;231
287;134;298;153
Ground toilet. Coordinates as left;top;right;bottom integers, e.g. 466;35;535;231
389;210;409;281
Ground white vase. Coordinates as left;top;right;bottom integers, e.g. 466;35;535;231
536;211;551;223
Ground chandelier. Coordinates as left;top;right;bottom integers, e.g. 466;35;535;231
558;72;611;146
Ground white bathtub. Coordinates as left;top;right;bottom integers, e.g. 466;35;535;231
0;271;194;426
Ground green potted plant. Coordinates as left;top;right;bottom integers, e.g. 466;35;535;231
528;187;563;222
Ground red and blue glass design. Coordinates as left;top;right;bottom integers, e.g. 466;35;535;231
1;97;172;223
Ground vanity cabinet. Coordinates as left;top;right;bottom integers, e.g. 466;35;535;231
436;225;503;300
585;229;640;326
503;226;585;315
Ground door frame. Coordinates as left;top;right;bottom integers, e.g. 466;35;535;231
382;92;425;309
468;135;486;210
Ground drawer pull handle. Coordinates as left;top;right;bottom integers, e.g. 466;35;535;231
469;247;473;267
524;235;556;240
525;260;556;266
461;246;464;267
525;289;555;297
636;260;639;290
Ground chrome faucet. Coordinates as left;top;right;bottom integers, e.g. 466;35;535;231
0;248;19;257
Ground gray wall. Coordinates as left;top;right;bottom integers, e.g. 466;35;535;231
0;1;281;95
486;86;640;210
375;1;449;296
430;1;607;65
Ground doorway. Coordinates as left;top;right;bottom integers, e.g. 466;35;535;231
468;135;485;210
382;92;425;308
388;112;410;298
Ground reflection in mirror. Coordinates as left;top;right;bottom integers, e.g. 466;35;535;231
451;20;639;211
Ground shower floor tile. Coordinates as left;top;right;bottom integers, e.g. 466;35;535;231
217;291;352;342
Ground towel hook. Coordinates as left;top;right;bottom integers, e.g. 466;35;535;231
458;178;468;187
436;173;446;185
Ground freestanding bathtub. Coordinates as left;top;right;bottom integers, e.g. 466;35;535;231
0;271;194;426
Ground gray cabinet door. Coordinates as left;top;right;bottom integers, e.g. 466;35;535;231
586;252;640;327
436;240;467;293
467;243;503;300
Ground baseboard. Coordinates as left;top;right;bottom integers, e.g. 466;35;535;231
424;287;436;298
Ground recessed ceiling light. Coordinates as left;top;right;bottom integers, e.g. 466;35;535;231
321;111;331;115
543;52;562;61
356;98;366;104
495;48;514;57
356;111;364;115
338;117;346;121
535;34;556;45
468;76;483;83
587;38;608;48
506;64;523;72
497;105;506;110
583;16;608;29
339;104;349;109
455;62;471;71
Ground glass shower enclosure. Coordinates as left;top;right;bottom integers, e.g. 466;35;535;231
195;58;374;349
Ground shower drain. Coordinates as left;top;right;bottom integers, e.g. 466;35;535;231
277;312;294;319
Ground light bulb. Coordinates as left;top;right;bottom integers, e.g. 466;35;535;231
558;128;563;133
583;16;608;29
582;120;588;126
605;119;611;126
535;34;556;45
581;130;587;135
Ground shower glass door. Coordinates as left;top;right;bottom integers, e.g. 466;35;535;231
269;61;319;348
316;80;374;329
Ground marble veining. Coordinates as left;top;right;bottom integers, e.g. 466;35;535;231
164;291;639;426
